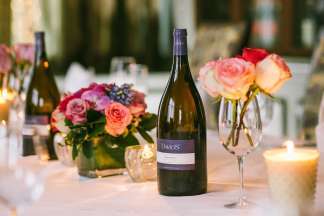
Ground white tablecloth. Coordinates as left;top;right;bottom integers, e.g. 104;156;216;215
15;131;324;215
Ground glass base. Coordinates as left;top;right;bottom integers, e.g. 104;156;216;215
78;168;126;178
224;197;253;209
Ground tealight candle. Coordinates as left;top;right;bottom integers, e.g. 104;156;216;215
0;94;10;122
263;141;320;215
125;144;157;182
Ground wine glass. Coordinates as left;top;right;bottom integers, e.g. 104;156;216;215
257;94;274;127
129;64;149;93
218;97;262;208
0;123;45;215
110;57;136;85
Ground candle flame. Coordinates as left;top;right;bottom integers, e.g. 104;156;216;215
142;144;154;160
284;140;295;155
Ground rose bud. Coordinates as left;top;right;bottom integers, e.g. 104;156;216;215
241;48;269;64
256;54;292;94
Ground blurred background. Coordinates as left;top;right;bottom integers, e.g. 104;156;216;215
1;0;324;142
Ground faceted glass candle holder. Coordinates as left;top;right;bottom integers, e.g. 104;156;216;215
125;144;157;182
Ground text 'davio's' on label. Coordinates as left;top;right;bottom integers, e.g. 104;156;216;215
157;139;195;171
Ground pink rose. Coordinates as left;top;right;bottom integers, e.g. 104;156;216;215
81;90;111;112
129;90;147;117
256;54;292;94
199;58;255;100
0;44;12;74
58;83;110;113
13;43;34;65
65;98;88;125
51;108;70;133
105;102;132;137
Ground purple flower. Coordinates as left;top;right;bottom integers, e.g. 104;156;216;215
0;44;12;74
81;90;111;112
13;43;34;65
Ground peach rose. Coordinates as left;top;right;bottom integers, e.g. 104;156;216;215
199;58;255;100
51;108;70;134
255;54;292;94
105;102;132;137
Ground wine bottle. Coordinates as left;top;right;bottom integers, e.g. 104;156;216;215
157;29;207;196
23;32;60;160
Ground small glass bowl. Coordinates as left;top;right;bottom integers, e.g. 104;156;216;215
125;144;157;182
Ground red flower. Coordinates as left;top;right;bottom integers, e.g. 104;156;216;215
241;48;269;65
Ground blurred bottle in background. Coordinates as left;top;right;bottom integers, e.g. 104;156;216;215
301;0;316;48
250;0;280;49
23;32;60;160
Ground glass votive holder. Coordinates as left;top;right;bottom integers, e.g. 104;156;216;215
54;133;75;166
32;127;50;161
125;144;157;182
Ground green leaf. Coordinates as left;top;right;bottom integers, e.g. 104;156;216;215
64;119;73;127
82;141;93;159
140;113;157;131
87;109;102;122
138;127;154;144
72;143;78;160
88;123;105;138
123;133;139;146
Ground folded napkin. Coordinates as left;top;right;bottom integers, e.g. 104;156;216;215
64;63;95;93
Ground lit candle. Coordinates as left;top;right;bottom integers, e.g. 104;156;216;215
263;141;320;214
141;144;154;160
0;94;10;122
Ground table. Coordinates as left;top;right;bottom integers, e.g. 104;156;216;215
19;131;324;215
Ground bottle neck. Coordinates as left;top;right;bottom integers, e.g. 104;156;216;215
173;35;188;56
35;37;47;65
172;54;191;80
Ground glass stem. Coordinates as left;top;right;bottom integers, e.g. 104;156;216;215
237;156;245;203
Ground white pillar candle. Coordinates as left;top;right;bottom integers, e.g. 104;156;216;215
263;141;320;215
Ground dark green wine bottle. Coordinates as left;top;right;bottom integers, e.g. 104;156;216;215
157;29;207;196
23;32;60;160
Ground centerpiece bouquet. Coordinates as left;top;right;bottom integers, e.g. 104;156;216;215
199;48;292;148
51;83;157;177
198;48;292;207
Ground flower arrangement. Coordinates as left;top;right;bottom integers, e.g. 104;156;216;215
51;82;157;160
0;43;34;94
198;48;292;146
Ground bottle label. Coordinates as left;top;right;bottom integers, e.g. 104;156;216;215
157;139;195;171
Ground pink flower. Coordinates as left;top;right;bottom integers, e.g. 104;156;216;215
199;58;255;100
256;54;292;94
65;98;88;125
0;44;12;74
13;43;34;65
58;83;110;113
105;102;132;137
129;90;147;117
81;90;111;112
51;108;70;133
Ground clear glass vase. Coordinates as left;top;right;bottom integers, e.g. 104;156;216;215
76;137;128;178
218;97;262;208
